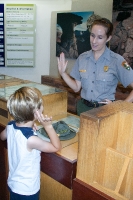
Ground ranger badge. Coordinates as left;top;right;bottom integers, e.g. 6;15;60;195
104;66;109;72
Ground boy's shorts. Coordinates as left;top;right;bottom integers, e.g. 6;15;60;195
9;190;40;200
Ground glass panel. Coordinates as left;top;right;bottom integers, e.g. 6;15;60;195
0;74;15;80
0;82;63;100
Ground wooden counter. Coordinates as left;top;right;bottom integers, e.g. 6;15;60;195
40;142;78;200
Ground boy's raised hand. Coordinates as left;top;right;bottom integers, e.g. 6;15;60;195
31;109;61;152
34;109;52;127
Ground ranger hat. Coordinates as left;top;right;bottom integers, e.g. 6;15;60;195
38;120;76;141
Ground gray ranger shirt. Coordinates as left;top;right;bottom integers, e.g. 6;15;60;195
70;47;133;102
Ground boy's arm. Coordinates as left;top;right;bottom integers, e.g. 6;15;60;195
27;126;61;153
27;112;62;152
0;128;7;141
43;123;62;151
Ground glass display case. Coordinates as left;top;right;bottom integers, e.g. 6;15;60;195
0;82;63;100
0;75;68;126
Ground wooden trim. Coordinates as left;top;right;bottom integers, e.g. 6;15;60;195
41;152;77;189
0;108;8;118
72;178;114;200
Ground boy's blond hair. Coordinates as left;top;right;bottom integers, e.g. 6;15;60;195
7;87;43;123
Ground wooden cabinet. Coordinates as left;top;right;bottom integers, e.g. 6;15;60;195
40;141;78;200
41;75;80;114
73;101;133;200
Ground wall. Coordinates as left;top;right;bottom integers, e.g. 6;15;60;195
0;0;113;82
0;0;71;83
50;0;113;77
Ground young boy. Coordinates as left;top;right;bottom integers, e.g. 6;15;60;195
0;86;62;200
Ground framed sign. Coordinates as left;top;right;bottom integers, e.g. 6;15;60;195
5;4;36;67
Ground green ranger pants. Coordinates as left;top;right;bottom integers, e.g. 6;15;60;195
77;98;103;116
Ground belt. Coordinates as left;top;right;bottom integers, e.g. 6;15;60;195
82;99;100;108
82;98;115;108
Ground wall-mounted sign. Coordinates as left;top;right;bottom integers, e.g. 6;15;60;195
0;4;5;67
5;4;36;67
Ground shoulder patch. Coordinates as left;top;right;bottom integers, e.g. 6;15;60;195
121;61;130;70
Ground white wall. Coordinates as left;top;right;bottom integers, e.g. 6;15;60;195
0;0;72;83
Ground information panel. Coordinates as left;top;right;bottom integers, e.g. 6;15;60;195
0;4;5;67
5;4;36;67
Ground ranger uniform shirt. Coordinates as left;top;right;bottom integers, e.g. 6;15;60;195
70;47;133;101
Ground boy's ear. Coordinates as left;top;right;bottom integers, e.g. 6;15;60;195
33;109;38;120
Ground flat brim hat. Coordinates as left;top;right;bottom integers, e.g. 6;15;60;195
38;121;76;141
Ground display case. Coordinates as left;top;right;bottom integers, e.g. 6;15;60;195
0;77;68;126
0;74;30;88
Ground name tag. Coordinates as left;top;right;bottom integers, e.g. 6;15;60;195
79;69;86;72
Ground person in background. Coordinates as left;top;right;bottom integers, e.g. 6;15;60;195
56;24;70;58
56;24;63;43
57;18;133;116
0;86;61;200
